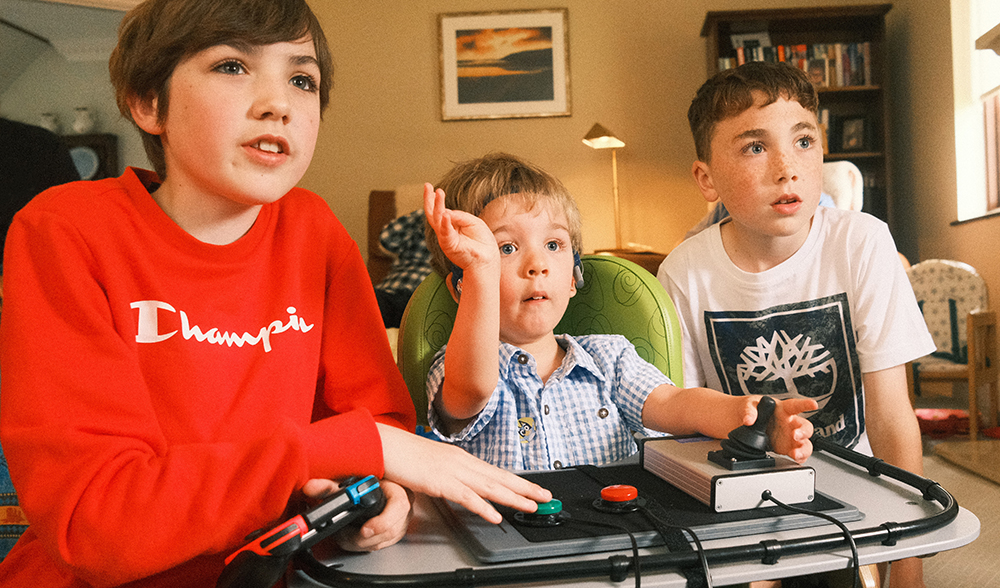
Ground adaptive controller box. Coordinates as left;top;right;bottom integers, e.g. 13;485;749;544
642;437;815;512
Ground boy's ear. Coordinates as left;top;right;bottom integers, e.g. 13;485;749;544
128;93;163;135
692;160;720;203
445;272;460;303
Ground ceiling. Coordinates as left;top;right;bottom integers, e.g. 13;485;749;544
1;0;128;95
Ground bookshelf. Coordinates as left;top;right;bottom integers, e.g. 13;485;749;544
701;4;894;228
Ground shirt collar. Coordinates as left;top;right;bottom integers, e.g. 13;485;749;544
498;335;607;383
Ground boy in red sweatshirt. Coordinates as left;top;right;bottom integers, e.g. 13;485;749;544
0;1;548;586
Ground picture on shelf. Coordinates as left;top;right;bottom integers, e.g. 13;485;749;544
807;58;829;88
438;9;570;121
840;117;867;152
729;31;771;50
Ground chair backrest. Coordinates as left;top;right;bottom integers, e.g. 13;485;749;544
822;160;864;212
397;255;684;427
907;259;989;363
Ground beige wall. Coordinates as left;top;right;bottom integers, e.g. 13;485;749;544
888;0;1000;304
303;0;717;258
3;0;996;303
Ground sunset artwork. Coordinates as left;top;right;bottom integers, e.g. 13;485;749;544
439;9;569;120
454;27;554;104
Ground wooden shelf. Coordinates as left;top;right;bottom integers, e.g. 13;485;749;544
701;4;897;231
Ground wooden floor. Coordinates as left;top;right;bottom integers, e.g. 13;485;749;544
933;439;1000;486
919;440;1000;587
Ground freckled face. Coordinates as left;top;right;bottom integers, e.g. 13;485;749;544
695;94;824;248
150;38;322;209
479;197;577;347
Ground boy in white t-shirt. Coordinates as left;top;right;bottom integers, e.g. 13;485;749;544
657;61;935;588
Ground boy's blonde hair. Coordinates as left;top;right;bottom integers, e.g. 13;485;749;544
425;152;583;277
109;0;333;179
688;61;819;162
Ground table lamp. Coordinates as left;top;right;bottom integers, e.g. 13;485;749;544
582;124;666;275
583;123;625;249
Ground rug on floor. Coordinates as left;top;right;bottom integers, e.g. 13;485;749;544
933;439;1000;486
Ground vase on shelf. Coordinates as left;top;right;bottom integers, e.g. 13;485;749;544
71;107;96;134
39;112;61;134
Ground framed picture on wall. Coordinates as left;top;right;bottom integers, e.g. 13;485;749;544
439;9;570;121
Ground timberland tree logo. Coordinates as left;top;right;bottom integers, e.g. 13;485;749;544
737;330;837;413
131;300;314;353
704;293;864;446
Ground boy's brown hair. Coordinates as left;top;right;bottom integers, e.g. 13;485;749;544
688;61;819;162
425;152;583;277
109;0;333;179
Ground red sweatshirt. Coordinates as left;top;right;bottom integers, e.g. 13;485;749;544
0;168;415;587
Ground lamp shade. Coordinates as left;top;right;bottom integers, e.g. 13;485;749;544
582;123;625;149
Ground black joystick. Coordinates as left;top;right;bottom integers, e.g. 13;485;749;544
708;396;777;470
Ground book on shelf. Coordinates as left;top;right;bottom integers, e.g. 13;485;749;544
718;40;873;89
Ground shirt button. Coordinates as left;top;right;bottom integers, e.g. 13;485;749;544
517;354;529;364
553;460;563;469
544;405;550;415
598;407;609;419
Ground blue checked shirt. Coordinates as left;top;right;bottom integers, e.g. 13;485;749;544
375;209;433;295
427;334;673;470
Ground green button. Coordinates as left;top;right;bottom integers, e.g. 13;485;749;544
535;499;562;515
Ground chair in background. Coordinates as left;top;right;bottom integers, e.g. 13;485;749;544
822;160;865;213
906;259;999;440
396;255;684;427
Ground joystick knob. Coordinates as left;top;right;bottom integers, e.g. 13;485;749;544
593;484;640;513
709;396;778;470
722;395;776;459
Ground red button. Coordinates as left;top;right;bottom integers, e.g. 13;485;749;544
601;484;637;503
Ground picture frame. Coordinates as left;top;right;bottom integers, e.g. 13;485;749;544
729;31;771;50
439;9;570;121
839;117;867;152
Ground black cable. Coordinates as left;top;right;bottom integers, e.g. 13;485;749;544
761;489;859;588
640;506;713;588
561;517;641;588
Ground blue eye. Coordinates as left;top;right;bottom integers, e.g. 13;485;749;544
546;241;560;252
499;243;516;255
797;136;815;149
746;142;764;155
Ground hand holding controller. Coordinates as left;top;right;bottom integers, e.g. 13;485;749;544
216;475;386;588
709;396;778;470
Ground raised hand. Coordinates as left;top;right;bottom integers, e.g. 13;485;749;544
423;183;499;277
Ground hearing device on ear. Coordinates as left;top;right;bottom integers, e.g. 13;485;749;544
450;265;463;296
573;251;585;289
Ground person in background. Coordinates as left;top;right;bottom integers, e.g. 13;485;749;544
374;209;433;328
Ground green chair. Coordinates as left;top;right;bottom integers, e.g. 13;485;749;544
396;255;684;427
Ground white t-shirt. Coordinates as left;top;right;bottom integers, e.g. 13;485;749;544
658;206;934;449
